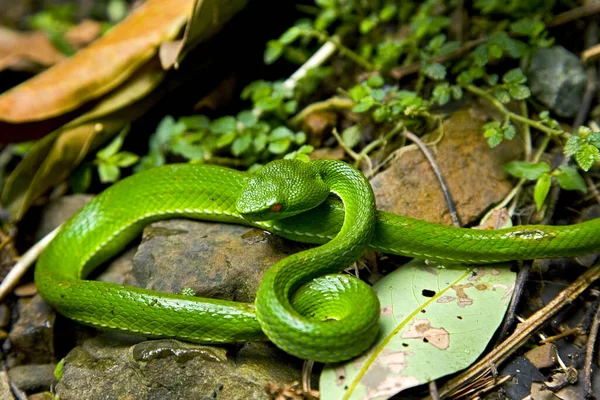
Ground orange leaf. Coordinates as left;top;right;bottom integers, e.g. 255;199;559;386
0;0;193;123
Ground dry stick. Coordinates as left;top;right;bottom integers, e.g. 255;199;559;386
540;327;584;344
548;2;600;27
429;263;600;400
403;130;462;227
583;300;600;399
496;262;530;343
0;225;61;302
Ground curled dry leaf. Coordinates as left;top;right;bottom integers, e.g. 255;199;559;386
0;0;194;123
0;26;66;72
1;60;165;221
319;259;516;400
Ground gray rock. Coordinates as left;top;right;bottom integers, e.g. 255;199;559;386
527;45;586;118
7;294;55;367
133;219;304;303
35;194;93;240
7;363;56;393
56;335;302;400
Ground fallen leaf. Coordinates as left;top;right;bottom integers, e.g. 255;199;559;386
0;0;194;123
173;0;248;68
319;259;516;400
1;59;165;221
0;26;65;72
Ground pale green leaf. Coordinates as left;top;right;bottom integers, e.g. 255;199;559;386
342;125;361;148
576;144;599;171
98;163;120;183
534;174;551;211
503;161;550;180
555;166;587;192
423;63;447;80
320;260;515;399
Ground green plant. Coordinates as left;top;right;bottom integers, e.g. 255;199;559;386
504;161;587;211
94;127;139;183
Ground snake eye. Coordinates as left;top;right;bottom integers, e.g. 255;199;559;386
270;204;282;212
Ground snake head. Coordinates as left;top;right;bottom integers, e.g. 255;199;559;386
236;160;329;222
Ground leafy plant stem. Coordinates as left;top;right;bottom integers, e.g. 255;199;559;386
495;134;552;213
520;102;532;161
464;85;564;137
289;97;354;126
305;30;375;71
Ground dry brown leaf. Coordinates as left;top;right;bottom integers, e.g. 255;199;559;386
172;0;248;68
0;26;66;72
1;59;165;220
0;0;193;123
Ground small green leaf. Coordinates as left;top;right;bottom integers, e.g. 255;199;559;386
349;84;370;102
503;122;516;140
97;131;125;160
232;133;252;156
366;75;385;88
294;131;307;145
279;26;301;45
179;115;210;130
268;138;291;154
255;96;282;111
555;166;587;192
54;358;65;381
503;161;551;180
360;14;379;34
270;126;294;141
502;68;527;84
564;136;582;156
492;88;510;104
508;85;531;100
236;110;258;127
423;63;447;80
253;131;268;152
264;40;284;64
342;125;361;148
352;100;375;113
576;144;600;171
210;116;237;135
534;174;551;211
98;163;120;183
216;131;237;148
112;152;139;168
170;141;205;160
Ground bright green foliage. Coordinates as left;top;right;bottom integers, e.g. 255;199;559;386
564;126;600;171
483;120;516;148
94;127;139;183
504;160;588;210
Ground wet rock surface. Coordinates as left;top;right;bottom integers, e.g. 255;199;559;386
526;45;586;118
371;107;523;226
56;335;302;400
133;219;305;303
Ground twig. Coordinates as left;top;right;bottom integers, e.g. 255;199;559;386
0;225;61;302
521;102;532;162
390;38;486;80
283;41;338;92
496;262;530;342
429;380;440;400
584;171;600;204
573;67;597;131
464;85;564;137
539;327;584;344
430;263;600;400
289;97;354;126
302;360;314;394
403;130;462;227
583;299;600;398
548;3;600;27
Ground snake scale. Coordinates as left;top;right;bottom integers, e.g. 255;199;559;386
34;159;600;362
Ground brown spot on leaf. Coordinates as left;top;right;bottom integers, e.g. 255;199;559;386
436;295;455;303
451;283;474;307
381;306;393;316
401;319;450;350
468;268;487;281
475;284;488;290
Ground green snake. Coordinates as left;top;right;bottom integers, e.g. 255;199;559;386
34;159;600;363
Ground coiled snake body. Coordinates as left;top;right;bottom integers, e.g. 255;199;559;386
34;160;600;362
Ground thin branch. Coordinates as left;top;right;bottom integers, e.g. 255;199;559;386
430;263;600;400
289;97;354;127
583;298;600;398
283;41;338;92
548;3;600;27
403;130;462;227
0;225;61;302
495;262;530;342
